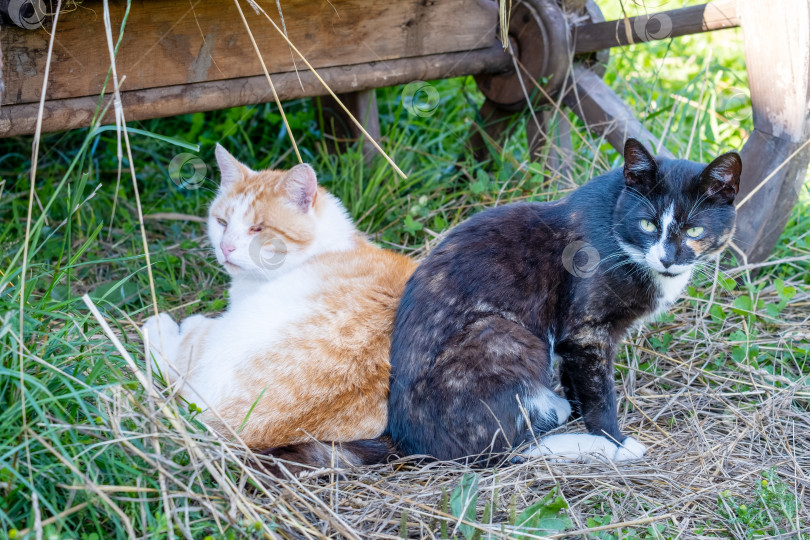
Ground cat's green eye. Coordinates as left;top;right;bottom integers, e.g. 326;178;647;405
216;218;227;227
686;226;704;238
639;219;657;233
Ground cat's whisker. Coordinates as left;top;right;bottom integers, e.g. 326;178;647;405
707;261;737;284
602;258;637;275
624;186;657;214
690;262;723;284
690;266;713;280
701;264;735;283
600;260;631;273
597;251;630;265
686;206;714;222
693;259;735;283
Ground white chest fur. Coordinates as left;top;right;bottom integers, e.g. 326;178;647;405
188;266;322;406
650;268;692;316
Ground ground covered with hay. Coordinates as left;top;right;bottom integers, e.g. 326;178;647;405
1;2;809;538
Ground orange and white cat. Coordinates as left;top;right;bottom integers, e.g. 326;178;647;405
143;145;416;464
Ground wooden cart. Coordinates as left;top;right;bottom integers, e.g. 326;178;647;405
1;0;808;262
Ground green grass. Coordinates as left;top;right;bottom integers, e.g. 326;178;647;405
1;0;809;537
716;469;801;538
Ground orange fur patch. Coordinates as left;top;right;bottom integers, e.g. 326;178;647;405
207;239;415;447
172;156;417;449
209;169;330;250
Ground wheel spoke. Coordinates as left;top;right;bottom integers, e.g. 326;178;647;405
572;0;739;55
563;64;673;158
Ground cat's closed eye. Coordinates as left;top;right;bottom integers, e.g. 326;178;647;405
639;219;657;233
249;225;264;234
216;218;228;227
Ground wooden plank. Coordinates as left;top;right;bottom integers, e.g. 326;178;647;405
733;0;810;262
0;43;511;137
572;0;739;55
1;0;498;106
562;64;674;158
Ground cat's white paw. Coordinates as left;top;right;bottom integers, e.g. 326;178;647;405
613;436;647;462
142;313;181;371
525;434;619;463
180;314;209;334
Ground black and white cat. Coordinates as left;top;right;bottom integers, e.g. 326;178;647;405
387;139;741;463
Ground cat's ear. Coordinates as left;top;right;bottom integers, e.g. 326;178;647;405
699;152;742;204
215;143;247;189
623;138;658;189
280;163;318;212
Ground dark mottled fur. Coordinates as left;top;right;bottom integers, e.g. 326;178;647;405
387;139;742;461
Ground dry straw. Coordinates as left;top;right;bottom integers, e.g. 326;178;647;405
226;0;408;179
47;274;810;537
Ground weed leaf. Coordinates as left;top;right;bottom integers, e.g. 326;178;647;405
511;486;571;538
450;473;479;539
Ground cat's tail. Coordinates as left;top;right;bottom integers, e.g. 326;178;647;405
258;437;396;475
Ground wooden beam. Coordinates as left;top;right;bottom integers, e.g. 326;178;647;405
1;0;498;105
572;0;739;55
733;0;810;262
562;64;674;158
0;43;511;137
319;89;381;164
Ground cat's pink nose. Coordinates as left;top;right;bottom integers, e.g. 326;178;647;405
220;242;236;257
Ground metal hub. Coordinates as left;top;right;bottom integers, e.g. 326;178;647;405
475;0;570;111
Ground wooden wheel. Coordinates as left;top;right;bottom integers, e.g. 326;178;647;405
472;0;810;263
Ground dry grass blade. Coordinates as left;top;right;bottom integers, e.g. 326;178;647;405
100;2;173;533
499;0;512;49
82;294;284;537
553;513;673;537
19;0;63;494
13;503;90;538
30;432;136;537
231;0;302;164
241;0;408;180
735;137;810;209
100;0;159;320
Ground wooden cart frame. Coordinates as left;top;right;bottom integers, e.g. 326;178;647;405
1;0;808;262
